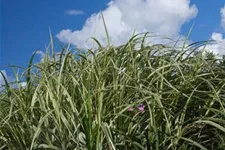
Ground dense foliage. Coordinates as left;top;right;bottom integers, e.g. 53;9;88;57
0;34;225;150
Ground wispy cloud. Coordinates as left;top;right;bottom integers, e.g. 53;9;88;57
36;50;45;58
65;9;85;15
198;24;208;27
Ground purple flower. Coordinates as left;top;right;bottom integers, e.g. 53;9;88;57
138;103;145;112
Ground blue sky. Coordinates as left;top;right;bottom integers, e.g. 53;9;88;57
1;0;225;87
1;0;110;72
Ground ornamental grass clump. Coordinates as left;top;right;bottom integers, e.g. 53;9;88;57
0;32;225;149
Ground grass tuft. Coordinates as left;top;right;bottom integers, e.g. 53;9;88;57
1;33;225;149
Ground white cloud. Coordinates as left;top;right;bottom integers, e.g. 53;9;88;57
20;82;27;88
203;5;225;58
65;9;85;15
36;50;45;58
212;32;223;41
221;5;225;30
57;0;198;49
204;32;225;58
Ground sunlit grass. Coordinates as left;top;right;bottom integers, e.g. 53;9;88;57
0;33;225;150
